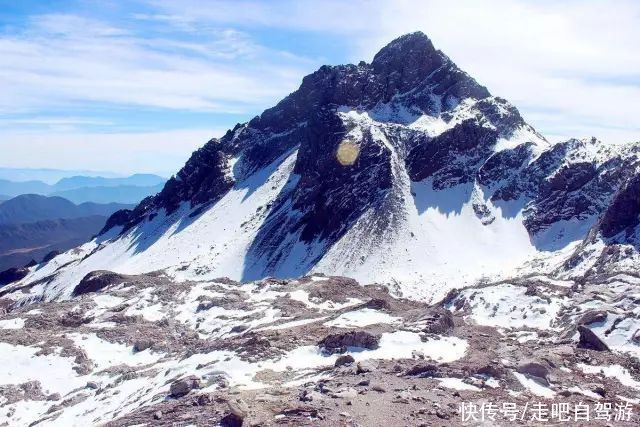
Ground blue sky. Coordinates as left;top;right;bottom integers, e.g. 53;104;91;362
1;0;639;176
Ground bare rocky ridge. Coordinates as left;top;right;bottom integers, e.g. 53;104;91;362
1;272;640;425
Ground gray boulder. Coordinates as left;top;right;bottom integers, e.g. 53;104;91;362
577;326;610;351
169;375;201;398
516;361;550;384
319;331;380;354
334;354;355;367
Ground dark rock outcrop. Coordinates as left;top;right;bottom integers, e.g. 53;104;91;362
334;354;355;367
42;250;61;263
0;267;29;287
59;311;94;327
598;173;640;239
516;361;550;383
420;308;455;335
169;375;201;398
577;310;608;326
405;362;439;377
133;339;154;353
23;259;37;268
319;331;380;354
407;120;499;189
72;270;128;296
98;209;133;235
577;325;610;351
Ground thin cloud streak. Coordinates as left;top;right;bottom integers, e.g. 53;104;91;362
0;13;311;113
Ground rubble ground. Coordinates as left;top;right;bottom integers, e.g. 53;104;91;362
1;271;640;425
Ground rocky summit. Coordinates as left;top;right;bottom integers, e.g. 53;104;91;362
1;32;640;426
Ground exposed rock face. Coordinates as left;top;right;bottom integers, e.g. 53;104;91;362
42;250;61;263
407;119;499;188
334;354;355;367
405;362;439;377
516;361;550;383
98;208;133;234
23;259;37;268
58;311;94;327
578;310;608;325
527;140;639;239
423;308;455;334
0;267;29;287
227;398;249;419
156;144;234;215
598;173;640;240
133;339;154;353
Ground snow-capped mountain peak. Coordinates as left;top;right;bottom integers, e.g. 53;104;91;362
3;32;639;304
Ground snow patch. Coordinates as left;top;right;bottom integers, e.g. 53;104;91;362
512;372;555;398
0;318;25;329
69;333;162;371
324;308;400;328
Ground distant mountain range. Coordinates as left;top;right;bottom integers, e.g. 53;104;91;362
0;167;123;184
52;183;164;204
0;173;166;204
0;194;132;270
53;174;166;191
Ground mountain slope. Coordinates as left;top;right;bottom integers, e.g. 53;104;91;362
0;215;109;270
3;272;640;425
0;194;131;225
0;175;165;204
4;32;640;304
0;195;131;270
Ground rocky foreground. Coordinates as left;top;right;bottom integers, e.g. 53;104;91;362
1;271;640;426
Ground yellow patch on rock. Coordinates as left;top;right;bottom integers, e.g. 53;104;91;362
336;140;360;166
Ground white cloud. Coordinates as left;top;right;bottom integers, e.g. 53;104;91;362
0;14;310;113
